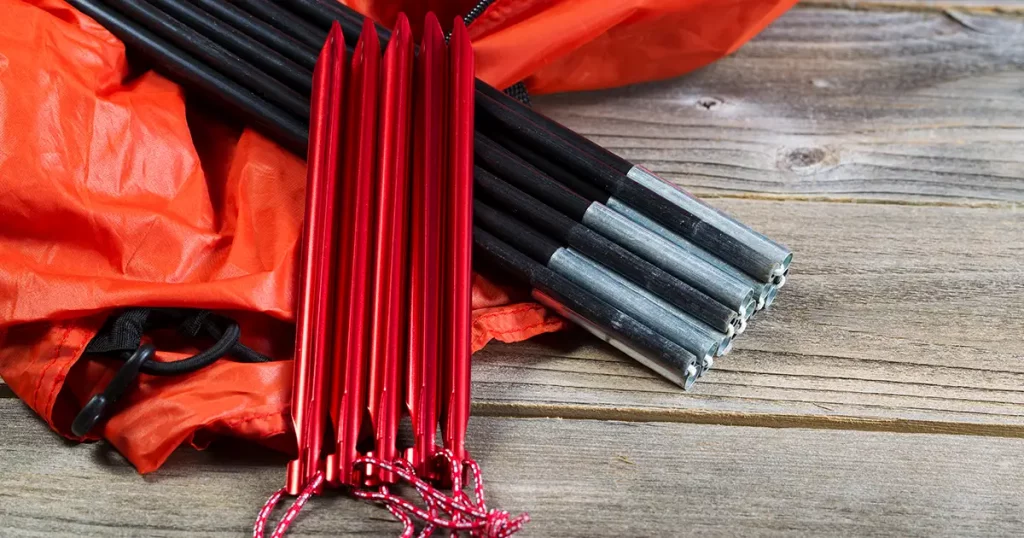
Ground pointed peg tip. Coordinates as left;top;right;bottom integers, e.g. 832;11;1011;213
393;12;411;34
424;11;440;29
385;11;412;50
361;15;377;35
450;16;470;43
355;16;380;52
329;20;344;38
422;11;444;46
328;21;346;58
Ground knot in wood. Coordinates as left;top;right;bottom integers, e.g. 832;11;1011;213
787;147;826;168
696;97;722;110
778;146;838;176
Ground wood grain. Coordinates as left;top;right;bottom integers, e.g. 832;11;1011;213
473;198;1024;433
3;201;1022;432
805;0;1024;13
2;7;1023;535
532;8;1024;204
2;399;1023;537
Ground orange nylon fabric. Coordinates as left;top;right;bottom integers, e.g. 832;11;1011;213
345;0;800;94
0;0;791;472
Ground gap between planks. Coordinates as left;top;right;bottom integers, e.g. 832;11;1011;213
471;401;1024;439
9;378;1024;439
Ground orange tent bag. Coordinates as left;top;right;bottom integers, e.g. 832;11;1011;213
0;0;797;472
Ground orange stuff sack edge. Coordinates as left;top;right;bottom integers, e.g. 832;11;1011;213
0;0;794;472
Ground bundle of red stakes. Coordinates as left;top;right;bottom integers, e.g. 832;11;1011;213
255;15;526;538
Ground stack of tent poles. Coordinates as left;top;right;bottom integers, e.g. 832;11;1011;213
66;0;792;394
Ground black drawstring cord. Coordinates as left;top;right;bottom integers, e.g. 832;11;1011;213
71;308;276;436
72;0;526;438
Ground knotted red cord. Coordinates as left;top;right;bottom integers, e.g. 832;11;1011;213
253;450;529;538
352;450;529;538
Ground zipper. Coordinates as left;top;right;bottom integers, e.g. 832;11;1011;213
464;0;498;26
463;0;531;104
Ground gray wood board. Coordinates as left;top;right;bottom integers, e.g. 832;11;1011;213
472;198;1024;433
531;8;1024;203
2;399;1023;537
4;199;1023;432
805;0;1024;12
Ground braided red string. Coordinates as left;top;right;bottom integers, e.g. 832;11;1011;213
252;450;528;537
449;454;468;536
352;450;529;538
253;471;324;538
381;485;416;538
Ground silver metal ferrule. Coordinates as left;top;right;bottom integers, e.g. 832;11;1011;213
625;165;792;278
549;248;722;366
607;197;772;312
573;251;734;360
582;202;755;317
531;290;698;390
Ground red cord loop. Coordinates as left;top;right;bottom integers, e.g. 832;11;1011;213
252;450;529;538
353;450;529;538
253;471;324;538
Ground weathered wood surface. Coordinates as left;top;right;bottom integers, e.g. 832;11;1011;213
533;8;1024;204
459;6;1024;435
806;0;1024;13
473;198;1024;433
6;199;1021;432
2;5;1024;536
2;399;1024;537
3;5;1023;436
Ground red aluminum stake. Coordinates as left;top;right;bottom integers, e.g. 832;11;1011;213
307;25;346;492
286;24;345;495
285;32;328;496
326;18;381;487
367;13;413;485
442;17;475;464
406;12;446;479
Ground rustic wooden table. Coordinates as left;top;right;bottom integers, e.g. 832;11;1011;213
3;2;1024;536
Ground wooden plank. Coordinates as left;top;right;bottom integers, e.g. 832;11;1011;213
2;200;1021;431
804;0;1024;13
532;8;1024;203
473;198;1024;433
2;399;1024;537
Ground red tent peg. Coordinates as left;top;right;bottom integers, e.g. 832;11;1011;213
325;17;381;488
442;16;475;468
257;13;526;538
285;23;346;496
366;12;413;486
406;11;447;481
